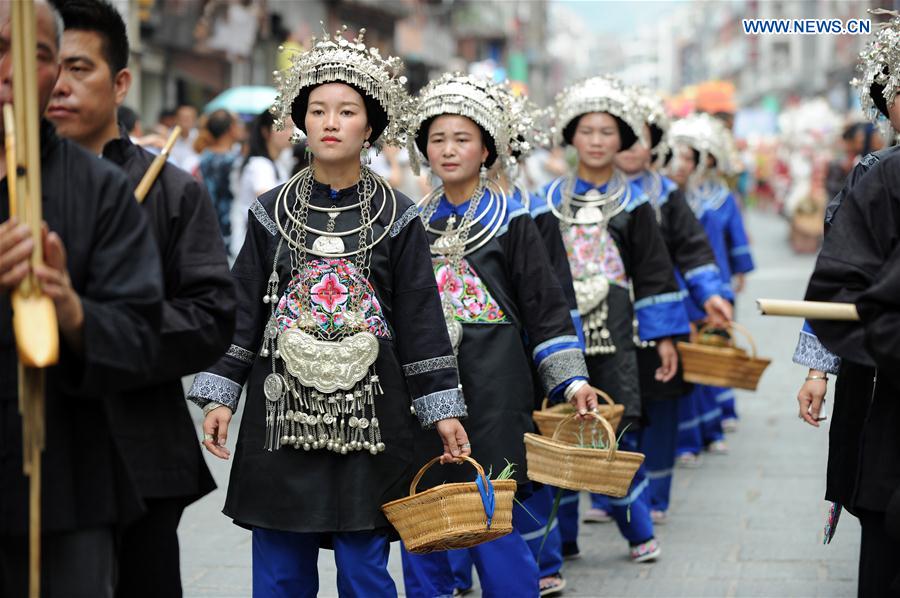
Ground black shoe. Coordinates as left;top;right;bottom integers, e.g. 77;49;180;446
562;540;580;560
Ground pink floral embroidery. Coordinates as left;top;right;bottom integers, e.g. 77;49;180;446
433;258;507;324
275;259;390;337
310;273;348;313
563;224;628;287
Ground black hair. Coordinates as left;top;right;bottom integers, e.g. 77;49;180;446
290;82;386;144
53;0;129;74
562;112;637;151
158;108;176;123
206;109;235;140
241;109;276;173
414;115;499;169
691;148;701;166
870;81;890;119
661;146;673;167
117;105;138;133
648;124;664;149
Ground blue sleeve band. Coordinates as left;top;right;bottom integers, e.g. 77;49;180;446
683;265;721;308
729;245;755;274
635;296;692;341
548;375;589;403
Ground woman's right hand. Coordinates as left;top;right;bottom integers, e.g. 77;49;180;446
435;417;471;464
797;369;827;428
202;406;233;459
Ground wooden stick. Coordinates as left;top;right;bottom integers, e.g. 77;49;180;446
756;299;860;321
134;126;181;203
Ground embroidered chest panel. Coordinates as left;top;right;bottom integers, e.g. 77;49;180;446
562;223;628;288
432;257;508;324
275;258;391;338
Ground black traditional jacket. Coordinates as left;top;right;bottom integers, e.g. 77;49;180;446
0;122;163;534
188;180;463;535
102;132;235;502
806;151;900;514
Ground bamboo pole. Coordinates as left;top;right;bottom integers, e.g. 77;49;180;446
7;2;57;596
756;299;860;321
134;125;181;203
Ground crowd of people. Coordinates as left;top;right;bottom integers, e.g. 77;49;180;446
0;0;898;597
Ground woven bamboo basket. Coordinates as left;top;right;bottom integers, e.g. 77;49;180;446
524;412;644;497
381;456;515;554
533;387;624;442
677;322;771;391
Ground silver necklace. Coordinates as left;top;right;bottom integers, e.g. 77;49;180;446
258;165;395;454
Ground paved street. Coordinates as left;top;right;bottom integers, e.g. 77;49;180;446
180;209;860;597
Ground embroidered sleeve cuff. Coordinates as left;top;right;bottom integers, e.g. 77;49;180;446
389;204;420;238
412;387;467;428
402;355;457;377
226;344;255;365
538;348;589;396
792;331;841;374
187;372;243;411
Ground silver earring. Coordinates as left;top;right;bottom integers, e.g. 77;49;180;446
479;162;487;183
360;141;371;166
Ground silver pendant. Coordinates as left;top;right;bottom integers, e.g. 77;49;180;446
576;206;604;224
264;373;285;403
312;235;346;255
277;329;379;394
574;276;610;315
584;189;602;201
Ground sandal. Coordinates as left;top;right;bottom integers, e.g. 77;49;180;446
539;573;567;596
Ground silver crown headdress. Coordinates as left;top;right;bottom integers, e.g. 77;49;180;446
272;25;411;146
668;113;734;175
551;75;648;148
853;9;900;122
409;72;514;174
629;85;671;161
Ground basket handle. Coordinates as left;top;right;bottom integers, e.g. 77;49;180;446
408;455;487;497
696;321;758;358
540;386;614;411
551;411;617;462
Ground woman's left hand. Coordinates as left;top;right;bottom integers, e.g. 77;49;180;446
655;338;678;382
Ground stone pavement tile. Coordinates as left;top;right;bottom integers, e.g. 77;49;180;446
732;579;856;597
736;561;823;580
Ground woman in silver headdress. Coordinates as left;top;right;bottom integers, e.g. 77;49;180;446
531;76;690;564
666;114;754;464
400;73;593;598
613;87;732;525
186;27;469;596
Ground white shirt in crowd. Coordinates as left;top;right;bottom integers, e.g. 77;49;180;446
230;156;288;258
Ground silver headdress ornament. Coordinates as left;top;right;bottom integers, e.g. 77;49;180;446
628;85;671;163
409;72;514;175
668;113;734;176
496;82;547;160
271;24;412;146
551;75;648;148
852;9;900;122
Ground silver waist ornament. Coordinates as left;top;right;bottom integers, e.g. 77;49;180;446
550;172;631;357
258;166;396;454
418;173;507;353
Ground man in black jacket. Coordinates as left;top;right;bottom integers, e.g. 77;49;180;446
47;1;236;596
0;1;165;596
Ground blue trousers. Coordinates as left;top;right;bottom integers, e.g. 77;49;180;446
641;399;679;513
588;432;655;545
698;385;725;444
449;485;563;585
251;527;395;598
402;529;539;598
557;490;580;544
716;387;738;421
677;386;703;457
